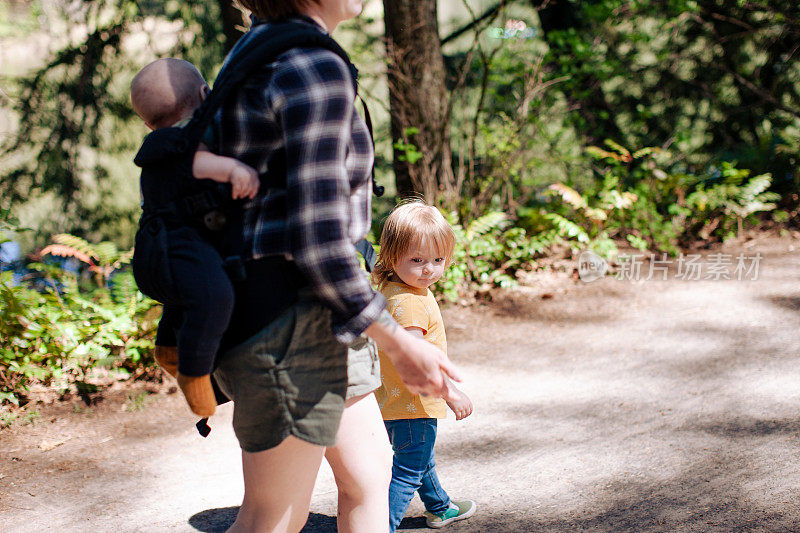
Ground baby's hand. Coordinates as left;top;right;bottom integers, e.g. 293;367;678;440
445;384;473;421
230;163;259;199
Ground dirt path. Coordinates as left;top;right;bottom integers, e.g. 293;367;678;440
2;236;800;532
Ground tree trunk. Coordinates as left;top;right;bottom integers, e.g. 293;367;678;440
383;0;454;202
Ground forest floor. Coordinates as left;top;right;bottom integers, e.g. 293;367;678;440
2;235;800;532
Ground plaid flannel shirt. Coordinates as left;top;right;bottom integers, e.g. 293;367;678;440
212;17;385;344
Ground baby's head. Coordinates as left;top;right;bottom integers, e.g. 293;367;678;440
130;58;209;130
372;201;456;290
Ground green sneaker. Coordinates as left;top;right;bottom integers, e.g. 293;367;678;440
424;499;476;528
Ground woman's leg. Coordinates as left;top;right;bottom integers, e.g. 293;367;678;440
228;436;326;533
324;393;393;533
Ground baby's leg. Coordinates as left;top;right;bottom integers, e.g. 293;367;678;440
153;306;182;377
154;345;178;378
169;229;234;417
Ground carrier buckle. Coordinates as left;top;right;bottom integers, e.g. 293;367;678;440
203;210;227;231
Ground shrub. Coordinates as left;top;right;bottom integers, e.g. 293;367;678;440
547;142;780;255
0;233;159;407
440;211;558;301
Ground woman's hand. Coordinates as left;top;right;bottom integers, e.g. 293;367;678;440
365;311;461;397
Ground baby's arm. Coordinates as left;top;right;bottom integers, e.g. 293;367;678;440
406;327;473;421
192;146;259;199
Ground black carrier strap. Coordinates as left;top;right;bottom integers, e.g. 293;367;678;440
182;21;384;198
183;21;358;151
359;97;385;198
190;20;380;268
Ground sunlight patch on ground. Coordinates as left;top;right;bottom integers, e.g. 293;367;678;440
731;371;800;404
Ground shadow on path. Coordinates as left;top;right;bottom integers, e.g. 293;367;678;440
764;294;800;315
188;508;432;532
189;508;337;532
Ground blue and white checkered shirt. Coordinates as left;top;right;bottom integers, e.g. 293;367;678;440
212;17;385;344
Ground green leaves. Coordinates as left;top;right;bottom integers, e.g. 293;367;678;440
465;211;509;240
544;213;591;244
393;128;423;165
541;141;781;255
437;209;547;301
0;253;159;407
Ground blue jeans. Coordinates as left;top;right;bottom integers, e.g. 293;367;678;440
384;418;450;532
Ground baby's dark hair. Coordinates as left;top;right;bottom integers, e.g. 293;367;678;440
130;58;207;130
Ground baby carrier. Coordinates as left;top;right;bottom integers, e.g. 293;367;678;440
133;19;381;295
132;19;382;435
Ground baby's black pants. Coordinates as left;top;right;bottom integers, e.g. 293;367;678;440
135;225;233;377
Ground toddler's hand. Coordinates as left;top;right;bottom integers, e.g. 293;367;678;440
445;385;473;421
230;164;259;199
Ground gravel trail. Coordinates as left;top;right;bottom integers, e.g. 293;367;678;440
1;237;799;532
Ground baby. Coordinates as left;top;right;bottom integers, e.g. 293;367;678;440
130;58;259;417
130;58;259;199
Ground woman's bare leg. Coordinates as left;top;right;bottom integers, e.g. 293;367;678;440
227;436;326;533
324;393;393;533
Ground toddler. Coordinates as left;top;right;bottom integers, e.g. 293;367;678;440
373;201;476;531
130;58;259;417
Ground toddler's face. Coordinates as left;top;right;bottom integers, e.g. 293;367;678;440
393;239;446;290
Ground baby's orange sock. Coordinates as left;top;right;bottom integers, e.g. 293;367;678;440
153;345;179;378
176;373;217;417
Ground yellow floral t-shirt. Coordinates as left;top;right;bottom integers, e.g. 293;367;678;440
375;281;447;420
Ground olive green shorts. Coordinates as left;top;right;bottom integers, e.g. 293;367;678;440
213;298;381;453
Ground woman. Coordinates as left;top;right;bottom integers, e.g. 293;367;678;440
210;1;461;532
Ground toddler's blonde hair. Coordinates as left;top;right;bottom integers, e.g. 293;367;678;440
372;201;456;289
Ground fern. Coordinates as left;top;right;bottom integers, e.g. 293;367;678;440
39;244;94;265
728;173;779;218
601;189;638;210
40;233;134;287
741;174;768;198
632;147;659;159
466;211;509;240
547;183;586;209
94;241;120;266
586;146;626;162
544;213;590;243
604;139;631;158
50;234;99;261
110;271;139;303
